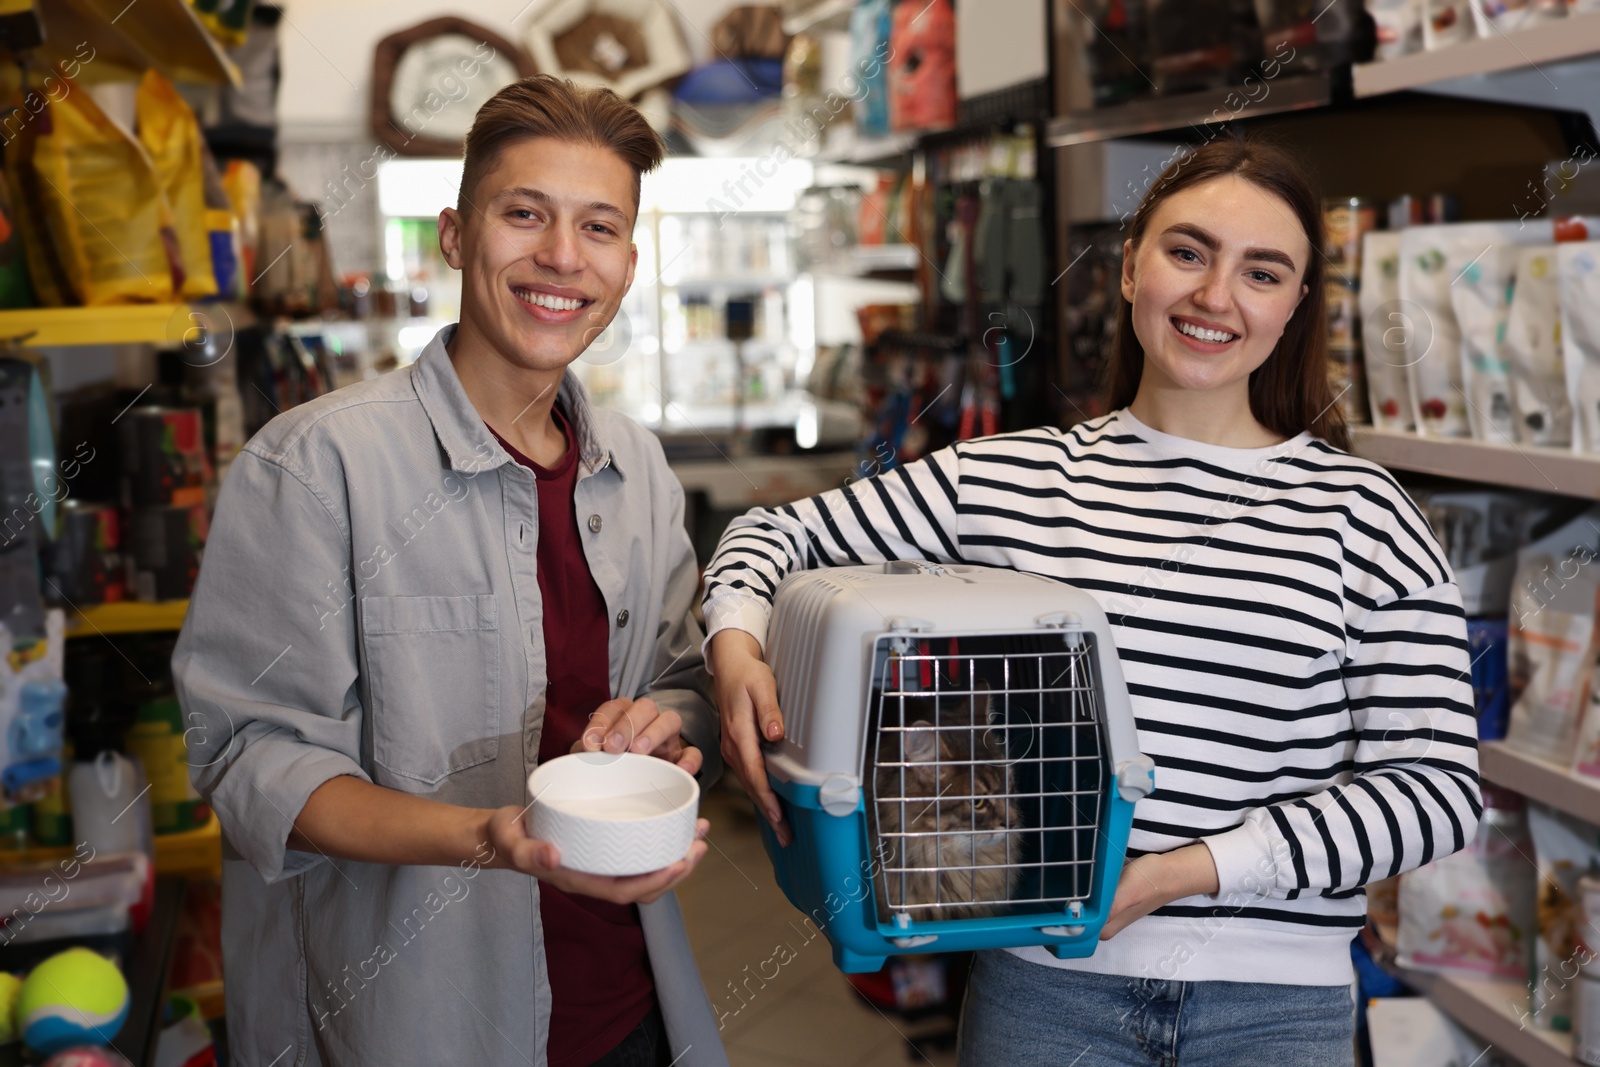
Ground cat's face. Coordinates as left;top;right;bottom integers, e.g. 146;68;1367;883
879;689;1017;848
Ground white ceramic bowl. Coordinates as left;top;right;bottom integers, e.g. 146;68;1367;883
525;752;700;877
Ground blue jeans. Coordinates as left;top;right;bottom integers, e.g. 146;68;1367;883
957;950;1355;1067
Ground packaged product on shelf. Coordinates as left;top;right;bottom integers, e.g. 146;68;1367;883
1499;245;1568;449
887;0;955;131
0;175;34;310
1398;225;1469;435
124;670;208;834
221;160;261;287
1421;0;1485;48
1448;240;1519;442
1369;0;1425;60
1146;0;1261;94
1401;222;1546;438
1561;242;1600;454
117;407;209;510
1396;786;1536;979
28;761;70;848
0;609;64;806
135;70;216;301
41;501;125;607
127;503;207;603
1468;617;1511;739
1083;0;1151;106
1503;505;1600;763
1528;802;1600;1030
1361;231;1415;430
848;0;892;138
1324;197;1381;283
9;76;178;306
1480;0;1568;29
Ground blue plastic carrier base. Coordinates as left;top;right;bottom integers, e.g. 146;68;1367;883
759;774;1140;974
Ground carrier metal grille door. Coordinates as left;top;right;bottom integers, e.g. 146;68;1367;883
866;631;1107;924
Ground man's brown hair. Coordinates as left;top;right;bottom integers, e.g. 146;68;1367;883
456;74;666;216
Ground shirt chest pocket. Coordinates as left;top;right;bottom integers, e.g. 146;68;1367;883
361;594;500;785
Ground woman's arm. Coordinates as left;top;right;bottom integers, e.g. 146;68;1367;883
1202;582;1483;900
703;448;967;841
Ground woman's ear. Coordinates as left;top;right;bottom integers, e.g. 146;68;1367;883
1121;238;1137;304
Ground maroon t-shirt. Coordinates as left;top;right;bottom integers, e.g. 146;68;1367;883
491;408;656;1067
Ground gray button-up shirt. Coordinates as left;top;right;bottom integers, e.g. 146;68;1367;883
172;325;728;1067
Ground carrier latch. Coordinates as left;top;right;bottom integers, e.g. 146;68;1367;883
817;775;861;817
1115;755;1157;801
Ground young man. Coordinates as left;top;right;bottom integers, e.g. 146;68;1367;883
172;77;728;1067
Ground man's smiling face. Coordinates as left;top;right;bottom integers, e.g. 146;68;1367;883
440;136;638;374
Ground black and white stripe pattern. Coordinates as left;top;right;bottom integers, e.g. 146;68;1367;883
704;410;1481;967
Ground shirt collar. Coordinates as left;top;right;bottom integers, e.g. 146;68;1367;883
411;323;625;480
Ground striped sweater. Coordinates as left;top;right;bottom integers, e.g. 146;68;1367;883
702;408;1482;986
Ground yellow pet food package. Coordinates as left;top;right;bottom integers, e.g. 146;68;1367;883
137;69;215;300
22;79;177;305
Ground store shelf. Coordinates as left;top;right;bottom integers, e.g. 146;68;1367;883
1396;965;1574;1067
851;244;920;273
152;817;222;881
1353;12;1600;98
0;303;250;348
1045;73;1337;148
1480;741;1600;825
4;817;220;880
816;129;922;167
667;276;792;290
40;0;239;86
65;600;189;638
1351;427;1600;500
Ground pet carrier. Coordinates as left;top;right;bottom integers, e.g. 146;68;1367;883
759;560;1154;973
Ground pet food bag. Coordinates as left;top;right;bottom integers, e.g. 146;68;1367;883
887;0;955;132
1480;0;1568;28
1422;0;1485;48
1370;0;1425;59
848;0;892;137
136;69;215;301
15;80;177;305
1397;786;1536;979
1501;245;1567;447
1529;802;1600;1030
1400;224;1502;436
1504;507;1600;764
1361;231;1416;430
1448;235;1522;442
1561;242;1600;454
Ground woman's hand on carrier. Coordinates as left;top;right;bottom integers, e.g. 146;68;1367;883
571;696;704;776
1100;844;1222;941
709;628;791;846
480;806;712;905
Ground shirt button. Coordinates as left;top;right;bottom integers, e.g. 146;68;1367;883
588;514;602;534
617;609;630;628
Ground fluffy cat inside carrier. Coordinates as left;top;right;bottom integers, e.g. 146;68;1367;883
869;683;1022;921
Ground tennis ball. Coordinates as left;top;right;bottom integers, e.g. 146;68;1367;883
0;972;20;1043
16;948;129;1055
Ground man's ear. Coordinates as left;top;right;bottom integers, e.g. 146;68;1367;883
439;208;464;270
624;241;638;294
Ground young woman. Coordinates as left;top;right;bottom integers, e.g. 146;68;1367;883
702;136;1480;1066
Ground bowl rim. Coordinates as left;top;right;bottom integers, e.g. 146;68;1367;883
525;751;700;821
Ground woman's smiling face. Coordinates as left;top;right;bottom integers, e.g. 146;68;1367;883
1121;174;1312;398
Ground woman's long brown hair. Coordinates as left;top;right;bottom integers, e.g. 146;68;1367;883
1105;135;1350;452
